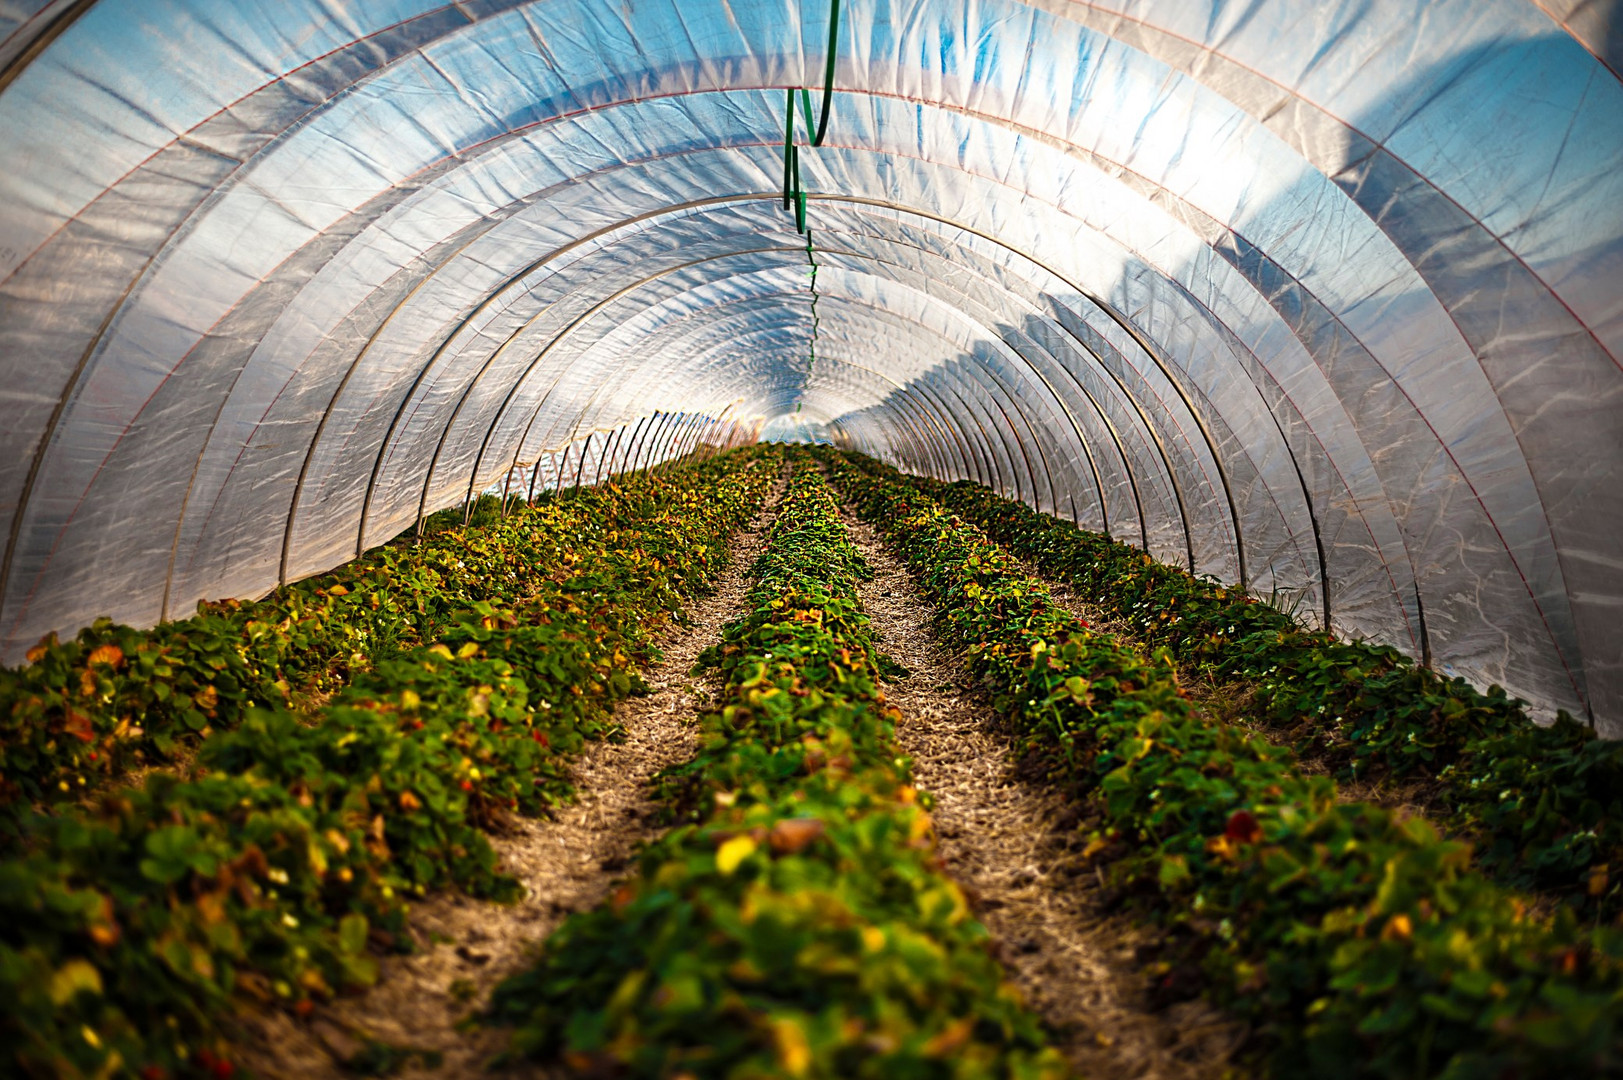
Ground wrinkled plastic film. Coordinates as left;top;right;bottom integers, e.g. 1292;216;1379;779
0;0;1617;730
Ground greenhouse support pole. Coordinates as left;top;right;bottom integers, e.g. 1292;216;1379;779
629;411;666;475
652;410;691;470
551;445;571;500
593;428;623;487
594;426;620;484
899;384;973;481
647;411;680;472
614;417;642;475
571;433;592;495
499;461;517;517
662;415;696;471
905;391;961;481
622;414;655;476
616;418;643;474
529;449;553;502
674;413;706;465
656;414;692;473
621;414;650;476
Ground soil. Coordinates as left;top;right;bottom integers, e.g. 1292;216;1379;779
235;482;786;1079
842;510;1248;1080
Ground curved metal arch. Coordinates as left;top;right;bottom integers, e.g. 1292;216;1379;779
354;200;804;554
540;295;969;467
814;198;1226;576
809;235;1124;529
6;39;1590;682
796;353;970;481
473;267;1038;506
810;195;1348;605
549;300;992;492
447;244;818;531
222;135;1237;609
803;224;1140;535
464;216;1071;506
541;282;1055;509
154;140;1254;629
124;113;1365;643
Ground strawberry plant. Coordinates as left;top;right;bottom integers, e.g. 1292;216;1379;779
824;450;1623;1079
0;453;769;821
0;451;778;1079
842;455;1623;918
489;458;1066;1079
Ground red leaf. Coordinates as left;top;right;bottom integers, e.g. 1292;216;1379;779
1224;810;1262;845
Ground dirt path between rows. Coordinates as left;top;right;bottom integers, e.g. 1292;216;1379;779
841;509;1247;1080
240;484;785;1079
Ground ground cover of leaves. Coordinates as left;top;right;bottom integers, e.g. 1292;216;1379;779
1032;567;1443;825
238;481;785;1078
842;510;1246;1080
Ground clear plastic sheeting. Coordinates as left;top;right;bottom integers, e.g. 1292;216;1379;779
0;1;1617;732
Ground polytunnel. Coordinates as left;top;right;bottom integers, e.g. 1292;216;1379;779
0;0;1620;734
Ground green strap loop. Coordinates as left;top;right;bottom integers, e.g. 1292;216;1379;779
781;0;841;231
781;1;839;406
812;0;841;146
783;89;797;210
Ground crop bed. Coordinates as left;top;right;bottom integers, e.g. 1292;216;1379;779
489;461;1066;1078
823;449;1623;1078
907;470;1623;918
0;451;775;1079
5;443;1618;1080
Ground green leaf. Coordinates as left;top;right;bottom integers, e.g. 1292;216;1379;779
340;913;369;955
1158;854;1190;888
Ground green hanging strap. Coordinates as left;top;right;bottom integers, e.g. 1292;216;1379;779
811;0;840;145
804;227;821;370
782;89;797;210
781;0;841;232
781;0;839;399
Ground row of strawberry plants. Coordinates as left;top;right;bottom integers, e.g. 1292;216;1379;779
487;458;1066;1079
856;458;1623;917
1;452;779;1080
824;451;1623;1080
0;458;734;822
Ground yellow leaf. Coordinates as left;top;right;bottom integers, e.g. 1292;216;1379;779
49;959;103;1005
771;1017;812;1077
327;584;349;596
715;834;757;875
457;642;480;659
428;644;454;660
923;1017;974;1057
607;969;647;1015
